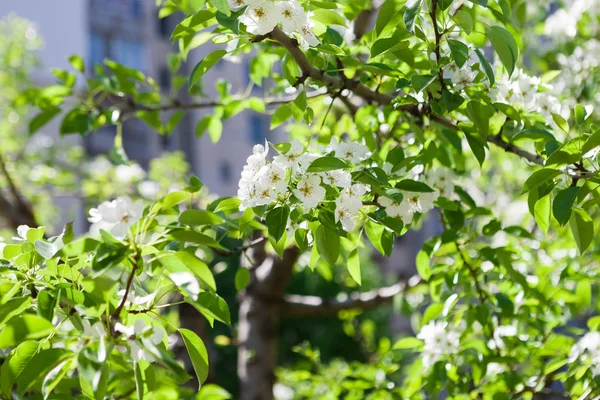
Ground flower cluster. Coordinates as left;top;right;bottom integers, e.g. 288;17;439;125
231;0;318;47
444;47;487;91
115;319;165;363
88;196;143;238
570;331;600;376
494;69;561;119
544;0;600;40
238;139;457;233
417;320;461;369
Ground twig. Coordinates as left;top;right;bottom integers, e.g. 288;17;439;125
429;0;446;91
111;252;140;321
281;276;420;317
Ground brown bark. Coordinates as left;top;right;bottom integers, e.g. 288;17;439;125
237;244;300;400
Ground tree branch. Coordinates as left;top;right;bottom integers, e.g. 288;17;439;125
111;251;141;324
0;151;37;228
268;27;396;105
429;0;446;91
281;276;420;317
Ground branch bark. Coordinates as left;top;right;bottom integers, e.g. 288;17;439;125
237;243;301;400
0;151;37;229
281;277;419;317
268;27;396;105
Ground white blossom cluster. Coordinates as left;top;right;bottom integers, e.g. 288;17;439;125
554;40;600;108
493;69;562;119
417;320;461;369
238;139;457;232
229;0;319;47
443;48;487;91
545;0;600;39
88;196;143;238
377;167;455;226
570;331;600;376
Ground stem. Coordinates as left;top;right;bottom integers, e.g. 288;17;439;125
429;0;446;90
111;252;140;321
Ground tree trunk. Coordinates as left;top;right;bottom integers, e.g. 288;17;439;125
237;244;300;400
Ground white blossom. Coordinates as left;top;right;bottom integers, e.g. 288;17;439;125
571;331;600;376
138;180;161;199
378;196;413;225
275;0;307;33
321;169;352;188
334;184;367;231
426;168;456;198
404;191;438;214
331;138;371;164
115;163;145;183
294;174;325;210
273;139;304;172
417;321;461;369
240;2;279;35
88;196;144;238
257;163;288;194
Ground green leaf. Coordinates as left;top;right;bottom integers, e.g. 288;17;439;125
68;55;85;72
29;108;61;136
511;128;555;144
392;337;424;350
0;341;39;397
189;50;227;90
347;249;361;285
151;191;188;213
534;194;551;235
474;48;495;86
365;220;386;256
179;329;209;388
447;39;469;67
467;101;493;136
193;292;231;326
197;384;232;400
416;250;431;280
266;206;290;242
135;362;144;400
179;209;223;226
375;0;398;35
570;208;593;254
306;156;350;173
161;252;217;292
423;303;443;324
576;279;592;306
0;297;33;329
15;348;70;396
522;169;561;194
488;26;518;76
316;225;340;266
575;104;587;125
453;9;473;34
552;113;569;134
403;0;424;33
582;129;600;155
411;74;436;93
235;268;250;291
211;0;230;16
553;187;580;226
170;230;227;250
312;9;347;27
396;179;435;192
270;104;293;129
0;315;54;350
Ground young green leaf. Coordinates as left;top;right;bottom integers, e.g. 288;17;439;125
404;0;424;33
447;39;469;67
179;329;209;388
570;208;593;254
488;26;518;76
306;156;350;173
316;225;340;266
521;169;560;194
266;206;290;242
347;249;361;285
553;187;580;226
189;50;227;90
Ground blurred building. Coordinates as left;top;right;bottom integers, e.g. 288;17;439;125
0;0;280;198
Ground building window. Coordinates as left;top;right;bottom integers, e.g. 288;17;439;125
250;115;267;144
112;38;147;72
89;32;108;67
159;67;170;90
219;161;232;183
